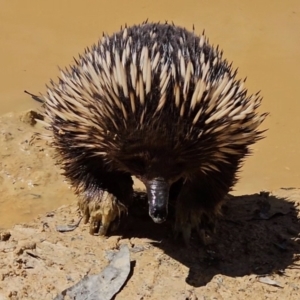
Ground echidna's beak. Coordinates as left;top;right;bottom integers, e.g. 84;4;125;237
146;178;169;224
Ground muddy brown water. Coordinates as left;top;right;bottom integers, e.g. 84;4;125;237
0;0;299;228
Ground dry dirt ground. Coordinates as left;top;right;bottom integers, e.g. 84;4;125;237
0;111;300;300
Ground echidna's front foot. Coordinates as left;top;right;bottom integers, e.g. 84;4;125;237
78;190;127;236
174;188;218;246
174;209;217;246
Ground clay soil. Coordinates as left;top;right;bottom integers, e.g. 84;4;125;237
0;111;299;300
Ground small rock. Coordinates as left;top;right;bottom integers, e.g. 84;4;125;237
19;110;43;126
15;241;36;255
0;231;11;242
0;131;13;142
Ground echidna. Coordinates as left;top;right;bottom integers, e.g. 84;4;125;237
40;22;267;244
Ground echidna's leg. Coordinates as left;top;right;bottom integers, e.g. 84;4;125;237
169;179;184;216
175;160;239;245
61;149;133;236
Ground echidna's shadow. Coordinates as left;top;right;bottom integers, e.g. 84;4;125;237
120;190;300;287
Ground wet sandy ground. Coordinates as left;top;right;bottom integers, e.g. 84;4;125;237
0;0;300;299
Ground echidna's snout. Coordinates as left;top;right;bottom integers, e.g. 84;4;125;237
146;178;169;224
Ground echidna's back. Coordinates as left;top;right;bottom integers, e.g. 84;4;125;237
93;23;230;137
45;22;265;176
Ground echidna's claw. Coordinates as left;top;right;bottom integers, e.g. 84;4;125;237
78;190;127;236
174;222;191;246
96;224;109;236
196;226;213;246
181;224;192;246
174;202;217;246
